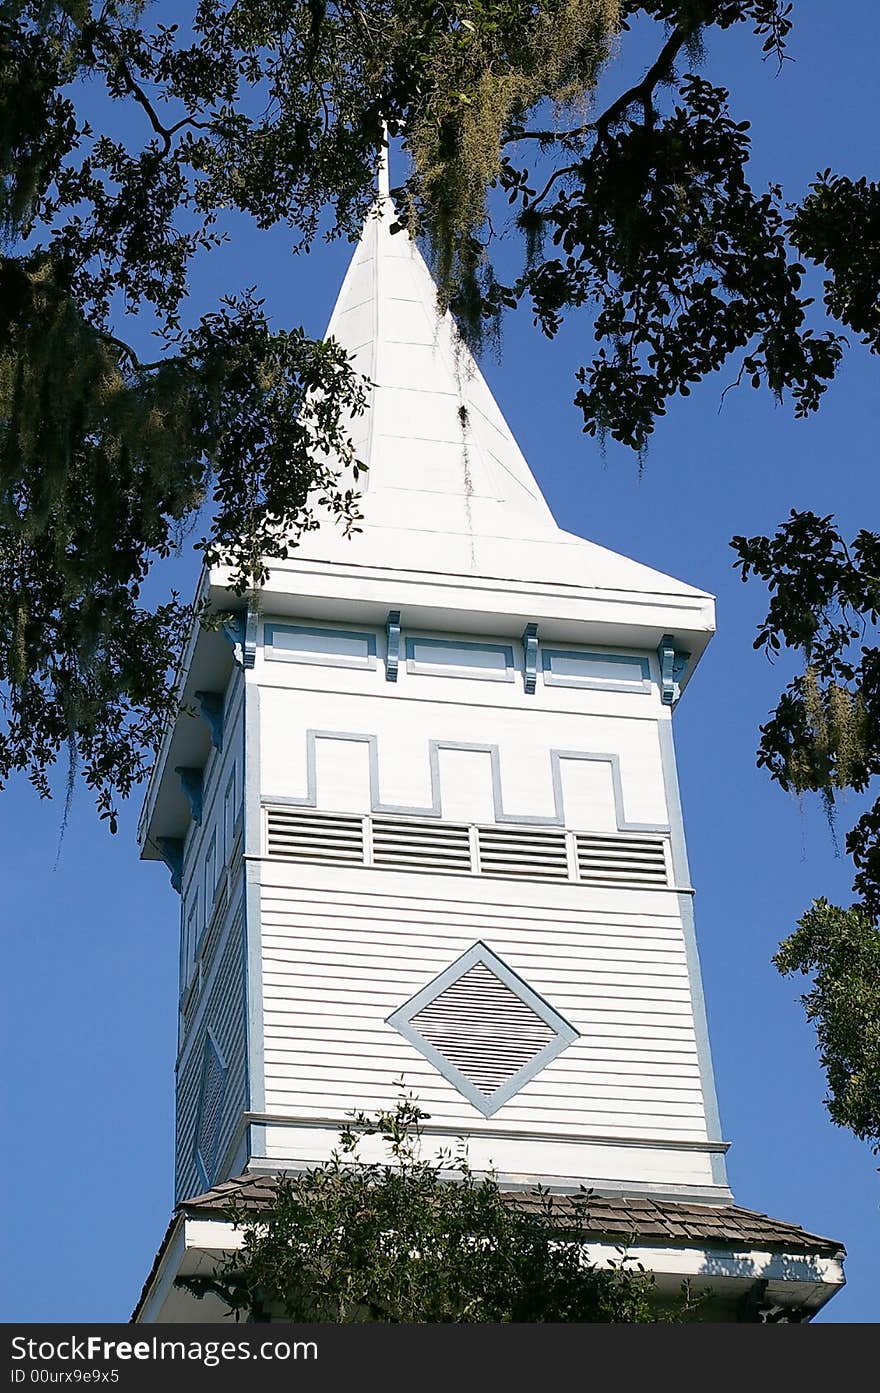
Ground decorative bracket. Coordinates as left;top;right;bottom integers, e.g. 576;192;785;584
221;615;245;664
385;609;401;682
195;691;224;752
156;837;185;893
175;766;204;825
221;607;258;669
522;622;539;695
657;634;691;707
243;607;258;668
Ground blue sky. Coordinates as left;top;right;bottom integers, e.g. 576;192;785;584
2;5;878;1322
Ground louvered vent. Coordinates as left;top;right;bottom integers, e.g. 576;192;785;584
411;962;557;1095
372;816;471;874
195;1035;227;1186
264;805;671;889
388;943;578;1116
478;825;569;880
267;807;364;864
575;833;668;887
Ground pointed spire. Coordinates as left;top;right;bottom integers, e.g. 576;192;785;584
321;179;556;542
300;168;710;599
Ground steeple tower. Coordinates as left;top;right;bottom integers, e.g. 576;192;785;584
300;179;706;600
315;176;556;558
133;183;845;1323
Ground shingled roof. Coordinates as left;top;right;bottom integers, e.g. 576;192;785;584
179;1172;844;1258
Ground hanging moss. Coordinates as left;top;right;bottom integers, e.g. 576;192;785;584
0;252;366;822
403;1;621;343
787;666;871;813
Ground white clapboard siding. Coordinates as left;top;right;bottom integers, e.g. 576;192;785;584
261;1060;705;1105
262;1030;700;1071
263;959;691;997
262;938;688;975
261;1048;703;1089
258;879;708;1146
262;1042;701;1078
260;885;686;938
176;915;246;1202
261;961;694;1001
260;913;688;952
261;1087;708;1126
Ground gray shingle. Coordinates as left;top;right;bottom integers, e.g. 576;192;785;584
178;1174;845;1257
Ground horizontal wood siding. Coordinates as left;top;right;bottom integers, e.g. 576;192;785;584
259;873;709;1146
176;913;246;1202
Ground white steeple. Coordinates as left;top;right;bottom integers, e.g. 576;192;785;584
133;142;846;1329
297;185;709;603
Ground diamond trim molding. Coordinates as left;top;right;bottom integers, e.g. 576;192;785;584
387;942;578;1116
194;1031;228;1188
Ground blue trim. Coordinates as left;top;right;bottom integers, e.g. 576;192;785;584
175;766;204;825
157;836;184;893
549;749;667;832
194;1029;229;1188
243;866;265;1129
221;615;245;664
657;635;691;707
522;623;539;695
404;636;515;682
221;610;257;668
657;716;730;1192
387;941;578;1117
243;607;258;669
385;610;401;682
242;671;266;1132
264;622;377;671
195;691;224;751
267;730;670;833
542;648;652;694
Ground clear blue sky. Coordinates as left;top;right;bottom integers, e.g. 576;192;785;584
1;5;877;1322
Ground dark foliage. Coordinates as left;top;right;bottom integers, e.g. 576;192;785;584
179;1098;681;1322
733;515;880;1151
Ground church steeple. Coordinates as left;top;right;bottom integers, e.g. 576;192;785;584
298;186;712;606
310;186;556;558
133;164;846;1323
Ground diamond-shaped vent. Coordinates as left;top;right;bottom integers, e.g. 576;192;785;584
387;942;578;1116
195;1033;227;1187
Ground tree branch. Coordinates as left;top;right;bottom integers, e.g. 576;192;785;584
111;56;175;155
504;22;692;155
594;24;690;137
527;162;580;212
100;43;211;156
